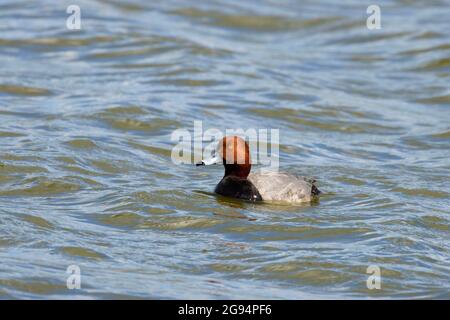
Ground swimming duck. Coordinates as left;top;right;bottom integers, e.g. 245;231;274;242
196;136;321;203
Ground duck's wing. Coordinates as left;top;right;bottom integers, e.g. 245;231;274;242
248;171;320;203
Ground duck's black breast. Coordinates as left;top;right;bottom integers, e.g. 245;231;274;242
214;176;262;202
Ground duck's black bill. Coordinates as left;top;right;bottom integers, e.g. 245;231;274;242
196;161;205;166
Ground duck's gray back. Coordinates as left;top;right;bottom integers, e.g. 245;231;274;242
248;171;319;203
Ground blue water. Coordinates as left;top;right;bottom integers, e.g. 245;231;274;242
0;0;449;299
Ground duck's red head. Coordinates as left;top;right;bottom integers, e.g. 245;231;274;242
197;136;251;178
219;136;251;178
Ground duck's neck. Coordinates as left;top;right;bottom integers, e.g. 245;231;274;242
224;163;250;179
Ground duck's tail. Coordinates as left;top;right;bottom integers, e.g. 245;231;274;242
311;184;321;197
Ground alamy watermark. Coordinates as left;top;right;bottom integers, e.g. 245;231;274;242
366;265;381;290
171;121;280;172
65;5;380;31
367;5;381;30
66;264;81;289
66;5;81;30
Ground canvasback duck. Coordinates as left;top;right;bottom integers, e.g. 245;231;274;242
196;136;321;203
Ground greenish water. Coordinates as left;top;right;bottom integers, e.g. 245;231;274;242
0;0;449;299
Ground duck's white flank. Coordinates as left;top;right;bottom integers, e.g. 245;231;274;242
248;171;317;203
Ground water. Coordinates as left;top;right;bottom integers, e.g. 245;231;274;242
0;0;449;299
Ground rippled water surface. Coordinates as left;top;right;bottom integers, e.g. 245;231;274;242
0;0;449;299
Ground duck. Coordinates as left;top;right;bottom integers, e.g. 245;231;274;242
196;136;321;203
